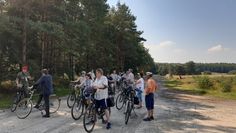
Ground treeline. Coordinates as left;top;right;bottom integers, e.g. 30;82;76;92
0;0;155;82
157;61;236;75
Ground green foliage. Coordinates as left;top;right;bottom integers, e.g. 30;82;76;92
220;80;232;93
185;61;196;75
157;62;236;76
0;1;155;87
195;76;213;90
175;65;185;75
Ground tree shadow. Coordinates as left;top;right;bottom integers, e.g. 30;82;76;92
155;88;236;132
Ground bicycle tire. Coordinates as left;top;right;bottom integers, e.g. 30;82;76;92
115;93;125;110
125;101;132;125
71;98;84;120
67;92;76;108
16;99;33;119
83;104;96;133
49;96;61;113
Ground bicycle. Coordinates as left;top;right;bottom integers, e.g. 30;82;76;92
115;80;130;110
67;82;80;108
83;90;111;133
15;86;61;119
124;87;136;125
71;87;87;120
11;85;28;112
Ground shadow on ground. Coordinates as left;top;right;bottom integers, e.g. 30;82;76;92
154;78;236;133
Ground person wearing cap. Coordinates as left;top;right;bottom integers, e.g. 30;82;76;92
73;71;87;88
143;72;157;121
34;69;53;118
16;65;31;96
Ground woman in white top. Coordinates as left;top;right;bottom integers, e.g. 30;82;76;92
92;68;111;129
135;73;145;108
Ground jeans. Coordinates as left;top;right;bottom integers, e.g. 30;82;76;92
36;94;50;115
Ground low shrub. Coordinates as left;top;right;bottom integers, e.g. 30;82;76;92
195;76;213;90
0;80;16;93
220;79;232;93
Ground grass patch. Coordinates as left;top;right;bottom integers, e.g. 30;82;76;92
164;79;206;95
0;93;13;109
54;86;70;97
164;75;236;100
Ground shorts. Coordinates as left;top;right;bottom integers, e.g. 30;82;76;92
136;88;143;102
95;99;108;110
145;93;154;110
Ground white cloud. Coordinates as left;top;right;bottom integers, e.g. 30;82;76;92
208;44;229;53
159;41;175;48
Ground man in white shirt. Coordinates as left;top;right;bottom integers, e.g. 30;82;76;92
92;68;111;129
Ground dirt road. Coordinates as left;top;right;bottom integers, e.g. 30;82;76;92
0;76;236;133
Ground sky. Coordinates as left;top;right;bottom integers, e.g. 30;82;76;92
107;0;236;63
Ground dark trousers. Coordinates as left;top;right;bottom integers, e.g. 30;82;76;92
36;94;50;116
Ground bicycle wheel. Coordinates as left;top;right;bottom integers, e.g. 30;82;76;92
67;92;76;108
83;104;96;133
116;93;125;110
16;99;33;119
71;98;84;120
49;95;61;113
125;101;132;125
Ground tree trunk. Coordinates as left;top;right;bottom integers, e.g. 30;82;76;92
22;11;27;65
41;33;45;68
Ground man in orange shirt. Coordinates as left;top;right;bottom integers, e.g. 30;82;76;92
143;72;157;121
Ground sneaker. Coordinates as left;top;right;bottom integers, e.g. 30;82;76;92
106;122;111;129
34;105;39;109
150;116;154;120
42;115;50;118
143;117;151;121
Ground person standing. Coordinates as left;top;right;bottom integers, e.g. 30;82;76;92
92;68;111;129
127;69;135;86
143;72;157;121
135;73;144;109
34;69;53;118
